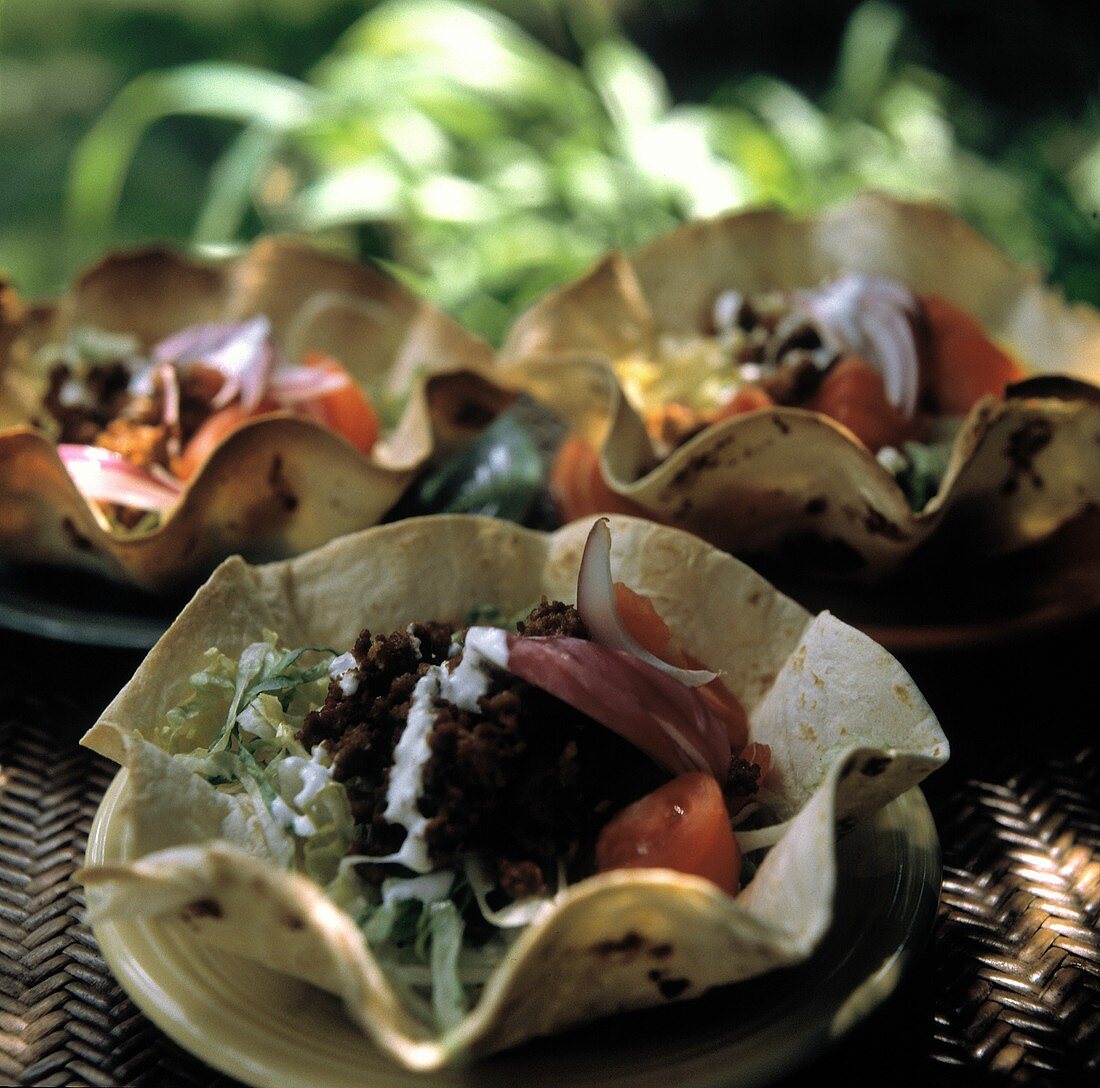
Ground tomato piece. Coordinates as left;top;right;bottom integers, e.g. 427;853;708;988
695;668;750;750
596;772;741;895
550;436;649;523
809;354;923;452
713;384;774;420
613;581;672;657
302;351;380;455
739;741;771;785
920;295;1026;415
613;582;749;748
172;403;260;480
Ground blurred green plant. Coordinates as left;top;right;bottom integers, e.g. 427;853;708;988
64;0;1100;342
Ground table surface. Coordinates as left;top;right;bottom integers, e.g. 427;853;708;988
1;607;1098;1088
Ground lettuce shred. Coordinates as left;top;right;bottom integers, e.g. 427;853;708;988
159;630;535;1032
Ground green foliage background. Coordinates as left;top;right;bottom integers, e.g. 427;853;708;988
2;0;1098;344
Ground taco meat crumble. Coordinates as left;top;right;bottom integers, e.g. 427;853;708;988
299;601;674;899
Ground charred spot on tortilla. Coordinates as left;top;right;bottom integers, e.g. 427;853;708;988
267;454;299;513
671;497;693;522
804;496;828;516
591;932;645;958
649;943;674;960
182;898;223;920
1001;417;1053;496
861;756;892;777
648;969;691;1000
861;505;907;541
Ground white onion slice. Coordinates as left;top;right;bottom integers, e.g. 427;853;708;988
267;363;353;405
155;317;276;412
577;519;717;688
497;631;731;780
58;444;183;511
464;857;565;928
793;274;922;418
735;818;792;852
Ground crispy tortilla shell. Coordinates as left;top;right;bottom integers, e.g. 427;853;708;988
80;515;946;1067
501;196;1100;577
0;238;507;589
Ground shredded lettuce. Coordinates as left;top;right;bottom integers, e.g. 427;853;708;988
462;601;540;631
878;438;953;511
158;630;518;1033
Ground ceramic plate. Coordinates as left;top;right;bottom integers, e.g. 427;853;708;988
0;561;187;648
85;770;941;1088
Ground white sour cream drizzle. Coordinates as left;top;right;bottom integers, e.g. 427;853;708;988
380;869;454;910
371;627;509;874
328;651;359;696
270;745;333;837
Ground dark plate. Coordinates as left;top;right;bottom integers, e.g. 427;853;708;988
0;560;187;648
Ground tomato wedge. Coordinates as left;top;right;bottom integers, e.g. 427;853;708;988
809;354;923;452
550;436;649;523
713;384;775;420
920;295;1026;415
302;351;380;455
613;582;672;657
613;581;749;749
172;403;264;480
596;772;741;895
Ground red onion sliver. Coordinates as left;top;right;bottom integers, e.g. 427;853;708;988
58;445;183;512
155;317;276;413
158;363;180;429
500;632;732;780
268;364;353;405
577;518;717;687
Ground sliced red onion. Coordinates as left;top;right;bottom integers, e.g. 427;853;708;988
494;631;731;780
792;274;922;418
577;519;717;687
158;363;180;430
58;444;183;512
155;317;277;413
267;363;352;406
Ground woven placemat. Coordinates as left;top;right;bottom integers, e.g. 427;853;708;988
928;748;1100;1085
1;686;1098;1086
0;695;241;1088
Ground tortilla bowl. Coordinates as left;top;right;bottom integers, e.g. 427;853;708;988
79;514;947;1069
0;238;511;590
500;195;1100;579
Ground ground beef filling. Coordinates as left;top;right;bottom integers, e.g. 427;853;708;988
40;360;224;470
298;604;665;899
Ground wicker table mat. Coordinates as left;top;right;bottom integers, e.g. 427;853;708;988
0;620;1098;1087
